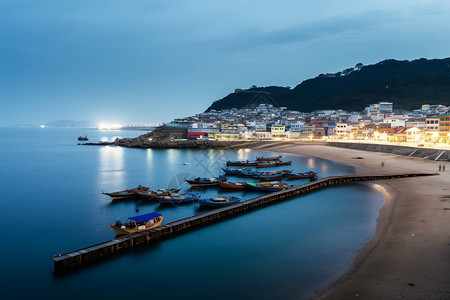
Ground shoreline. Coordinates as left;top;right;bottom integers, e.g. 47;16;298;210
254;144;450;299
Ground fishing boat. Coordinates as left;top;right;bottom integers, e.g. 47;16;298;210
110;212;163;237
185;176;228;187
136;188;182;200
245;181;293;192
239;170;263;177
255;162;277;168
218;181;247;190
287;171;318;180
78;135;88;141
226;160;257;166
256;156;282;161
102;185;150;200
255;173;285;181
157;192;200;205
221;168;252;175
275;160;292;166
198;196;242;208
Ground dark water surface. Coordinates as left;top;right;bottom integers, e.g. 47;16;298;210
0;127;383;300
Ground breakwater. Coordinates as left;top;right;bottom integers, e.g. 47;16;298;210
327;142;450;161
51;172;436;271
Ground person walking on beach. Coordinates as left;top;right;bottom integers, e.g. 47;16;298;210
444;165;446;172
439;165;442;172
381;161;384;167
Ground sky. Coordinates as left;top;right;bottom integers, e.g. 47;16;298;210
1;0;450;126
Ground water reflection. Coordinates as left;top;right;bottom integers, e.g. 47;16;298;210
98;146;125;187
307;158;316;168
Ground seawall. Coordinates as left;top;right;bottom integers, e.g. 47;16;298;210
327;142;450;161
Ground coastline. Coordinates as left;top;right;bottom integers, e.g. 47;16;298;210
256;144;450;299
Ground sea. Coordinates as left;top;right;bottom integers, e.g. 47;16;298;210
0;127;383;300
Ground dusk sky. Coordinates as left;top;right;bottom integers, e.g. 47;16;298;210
1;0;450;126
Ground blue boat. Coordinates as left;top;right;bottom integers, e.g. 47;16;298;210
198;196;242;208
239;170;263;177
255;173;285;181
185;175;228;187
157;192;200;205
221;168;252;175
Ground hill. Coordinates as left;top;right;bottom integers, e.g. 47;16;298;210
206;58;450;112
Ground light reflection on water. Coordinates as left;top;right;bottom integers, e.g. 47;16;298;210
98;146;125;187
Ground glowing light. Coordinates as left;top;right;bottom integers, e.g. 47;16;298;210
98;123;122;130
40;125;46;128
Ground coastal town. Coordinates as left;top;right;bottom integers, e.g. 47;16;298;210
166;101;450;146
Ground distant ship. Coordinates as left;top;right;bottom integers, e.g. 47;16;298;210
77;135;88;141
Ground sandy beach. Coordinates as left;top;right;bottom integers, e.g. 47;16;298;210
260;143;450;299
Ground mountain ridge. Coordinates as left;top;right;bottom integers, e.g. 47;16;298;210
206;57;450;112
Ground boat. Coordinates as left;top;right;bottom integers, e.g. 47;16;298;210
198;196;242;208
256;156;282;161
221;168;252;175
136;188;182;200
157;192;200;205
110;212;163;237
287;171;318;180
239;170;263;177
255;173;285;181
245;181;293;192
255;162;277;168
226;160;257;166
275;160;292;166
218;181;247;190
77;135;88;141
102;185;150;200
185;176;228;187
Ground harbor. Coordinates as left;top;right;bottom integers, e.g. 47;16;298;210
51;172;436;270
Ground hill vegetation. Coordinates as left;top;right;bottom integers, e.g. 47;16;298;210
206;58;450;112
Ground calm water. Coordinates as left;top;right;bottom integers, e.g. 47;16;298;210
0;127;383;300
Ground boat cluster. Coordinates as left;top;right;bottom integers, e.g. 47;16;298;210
105;155;318;237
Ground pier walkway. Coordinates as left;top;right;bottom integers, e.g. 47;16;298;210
51;172;437;270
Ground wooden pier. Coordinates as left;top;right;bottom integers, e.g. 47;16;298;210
51;172;436;270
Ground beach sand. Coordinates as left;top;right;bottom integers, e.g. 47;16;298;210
261;144;450;300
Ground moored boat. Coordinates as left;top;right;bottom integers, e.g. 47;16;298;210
245;181;293;192
103;185;150;200
185;176;228;187
275;160;292;166
255;162;277;168
256;156;282;161
221;168;252;175
218;180;247;190
255;173;285;181
157;192;200;205
287;171;318;180
226;160;257;166
198;196;242;208
78;135;88;141
110;212;163;237
239;170;263;177
136;188;182;200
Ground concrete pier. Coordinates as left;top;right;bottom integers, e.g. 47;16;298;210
51;172;437;270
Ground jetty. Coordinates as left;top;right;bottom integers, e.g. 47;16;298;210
51;172;437;270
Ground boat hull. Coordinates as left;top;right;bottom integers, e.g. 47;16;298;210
287;172;317;179
218;181;247;190
255;163;277;168
245;182;290;192
198;197;241;207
